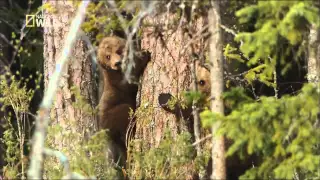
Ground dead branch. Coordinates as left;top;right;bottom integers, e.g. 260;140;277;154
108;1;156;84
192;134;213;147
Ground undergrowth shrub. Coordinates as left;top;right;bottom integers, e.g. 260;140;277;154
0;69;41;179
44;128;119;179
43;86;120;179
128;130;210;179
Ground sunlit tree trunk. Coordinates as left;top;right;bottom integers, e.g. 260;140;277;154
42;0;97;175
308;24;320;84
308;24;320;129
135;16;190;148
130;11;207;179
208;1;226;179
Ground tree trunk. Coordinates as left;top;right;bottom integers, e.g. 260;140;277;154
42;0;96;174
130;11;207;179
208;1;226;179
308;24;320;84
308;24;320;129
135;17;190;147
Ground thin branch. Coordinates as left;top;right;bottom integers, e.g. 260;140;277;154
192;134;213;147
43;148;71;177
269;56;278;99
107;1;129;35
43;148;92;179
27;1;90;179
190;55;201;155
180;24;210;55
250;84;260;100
165;0;174;31
108;1;156;84
10;0;35;65
123;4;156;84
178;0;186;29
219;23;243;47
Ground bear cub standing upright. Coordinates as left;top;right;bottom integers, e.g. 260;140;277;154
97;36;150;165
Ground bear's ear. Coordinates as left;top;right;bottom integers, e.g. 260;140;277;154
98;38;109;49
195;60;210;72
203;63;211;71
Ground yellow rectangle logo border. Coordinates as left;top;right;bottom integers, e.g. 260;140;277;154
26;15;35;27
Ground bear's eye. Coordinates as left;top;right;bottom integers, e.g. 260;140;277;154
106;55;110;60
199;80;205;86
116;49;123;55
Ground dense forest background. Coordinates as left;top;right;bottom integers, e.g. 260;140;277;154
0;0;319;179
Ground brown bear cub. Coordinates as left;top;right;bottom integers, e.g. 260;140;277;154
97;36;150;167
158;61;258;180
158;61;211;120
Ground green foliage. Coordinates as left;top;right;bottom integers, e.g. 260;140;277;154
183;90;208;107
223;87;254;110
44;126;119;179
224;44;245;63
133;99;155;126
218;3;320;178
0;116;19;179
1;118;19;165
231;1;320;84
0;69;41;112
43;84;120;179
43;79;123;178
128;130;204;179
166;95;180;111
82;1;139;43
0;69;42;178
201;84;320;179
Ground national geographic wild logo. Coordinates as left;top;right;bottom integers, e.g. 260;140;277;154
25;14;47;28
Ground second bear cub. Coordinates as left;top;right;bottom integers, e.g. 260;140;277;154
97;36;150;164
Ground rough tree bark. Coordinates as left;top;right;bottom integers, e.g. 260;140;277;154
308;23;320;128
136;16;190;147
131;10;207;179
208;1;226;179
308;24;320;84
42;0;96;173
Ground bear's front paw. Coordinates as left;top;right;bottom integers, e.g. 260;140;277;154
141;50;151;62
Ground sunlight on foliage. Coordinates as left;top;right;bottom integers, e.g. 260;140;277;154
44;126;120;179
201;83;320;179
233;1;320;84
128;130;209;179
43;86;120;179
0;69;42;179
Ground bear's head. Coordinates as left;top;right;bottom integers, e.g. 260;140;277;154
193;61;211;96
98;36;126;71
158;61;211;115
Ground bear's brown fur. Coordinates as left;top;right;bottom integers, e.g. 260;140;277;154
158;61;211;120
193;61;211;97
97;36;150;166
